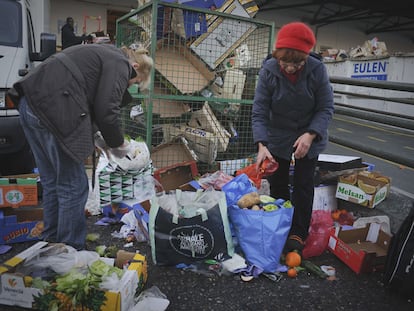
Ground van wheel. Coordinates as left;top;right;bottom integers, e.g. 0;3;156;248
0;142;36;175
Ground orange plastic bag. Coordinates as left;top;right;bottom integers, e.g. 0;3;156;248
235;158;278;188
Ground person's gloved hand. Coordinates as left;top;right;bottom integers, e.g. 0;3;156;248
94;131;107;149
109;140;134;159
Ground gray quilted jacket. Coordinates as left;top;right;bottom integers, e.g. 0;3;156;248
12;44;135;163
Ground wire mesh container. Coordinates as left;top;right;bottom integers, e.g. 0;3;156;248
116;0;274;175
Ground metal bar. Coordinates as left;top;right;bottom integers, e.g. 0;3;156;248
333;90;414;106
330;76;414;92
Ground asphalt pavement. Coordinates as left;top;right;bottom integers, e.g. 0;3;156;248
0;158;413;311
328;110;414;196
1;113;414;311
0;189;412;311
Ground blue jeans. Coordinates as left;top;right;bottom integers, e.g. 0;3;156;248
19;97;88;250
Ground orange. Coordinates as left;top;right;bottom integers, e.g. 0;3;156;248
331;210;341;221
287;267;298;278
285;251;302;267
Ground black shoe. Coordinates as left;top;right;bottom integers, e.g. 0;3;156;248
284;235;305;254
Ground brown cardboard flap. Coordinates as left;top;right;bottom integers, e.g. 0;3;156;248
155;38;214;94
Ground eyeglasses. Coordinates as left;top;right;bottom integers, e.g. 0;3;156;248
279;60;305;70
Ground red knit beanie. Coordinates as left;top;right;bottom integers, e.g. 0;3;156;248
275;22;316;54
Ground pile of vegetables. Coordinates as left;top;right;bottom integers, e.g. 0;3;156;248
237;192;292;211
33;259;124;311
282;252;330;279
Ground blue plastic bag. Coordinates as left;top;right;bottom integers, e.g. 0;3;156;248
221;174;257;207
228;201;293;273
222;174;294;273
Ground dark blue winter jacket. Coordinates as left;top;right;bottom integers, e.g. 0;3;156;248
252;55;334;160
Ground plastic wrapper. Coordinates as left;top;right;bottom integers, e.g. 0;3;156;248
110;139;151;172
235;158;278;188
133;286;170;311
133;174;164;203
17;244;100;276
119;205;150;242
197;170;234;190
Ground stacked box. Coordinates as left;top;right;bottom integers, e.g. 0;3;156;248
0;175;38;208
0;242;147;311
191;0;256;69
208;68;248;118
151;137;198;170
162;124;218;164
116;2;273;173
335;171;391;208
188;102;231;152
0;207;43;244
170;4;208;39
155;38;215;94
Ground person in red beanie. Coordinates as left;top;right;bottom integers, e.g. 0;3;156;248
252;22;334;254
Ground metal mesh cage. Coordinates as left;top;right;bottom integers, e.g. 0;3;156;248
116;0;274;175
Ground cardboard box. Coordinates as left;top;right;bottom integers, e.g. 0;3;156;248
179;180;203;192
188;102;231;152
221;69;246;100
155;38;215;94
162;124;218;164
238;0;259;16
151;137;198;170
214;0;259;17
317;154;364;171
170;4;208;39
154;162;199;192
335;171;390;208
104;250;147;311
208;69;246;118
191;0;256;69
0;242;147;311
152;85;191;118
313;184;337;211
0;207;43;244
328;223;391;274
127;5;171;47
0;175;38;208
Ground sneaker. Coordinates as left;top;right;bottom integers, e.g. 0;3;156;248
284;235;305;253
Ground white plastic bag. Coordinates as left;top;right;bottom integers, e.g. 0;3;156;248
111;140;151;172
133;286;170;311
19;244;100;275
133;174;163;203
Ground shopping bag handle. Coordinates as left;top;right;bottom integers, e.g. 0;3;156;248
196;208;208;222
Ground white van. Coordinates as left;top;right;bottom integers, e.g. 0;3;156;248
0;0;56;175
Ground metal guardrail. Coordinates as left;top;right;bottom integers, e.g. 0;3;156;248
330;76;414;93
329;76;414;129
328;76;414;168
